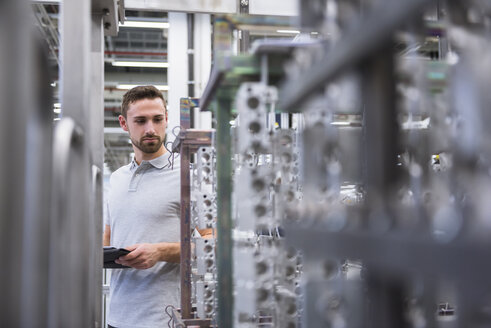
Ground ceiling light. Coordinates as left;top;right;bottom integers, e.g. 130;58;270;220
330;121;351;126
54;103;61;108
119;21;169;29
276;29;300;34
117;84;169;91
112;61;169;68
54;107;61;114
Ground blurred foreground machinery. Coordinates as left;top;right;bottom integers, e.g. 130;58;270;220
187;0;491;328
1;0;121;327
177;0;491;327
280;0;491;328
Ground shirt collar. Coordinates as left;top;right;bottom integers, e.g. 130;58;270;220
130;152;172;171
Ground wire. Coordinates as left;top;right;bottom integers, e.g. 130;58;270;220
172;125;182;137
163;125;184;170
163;141;174;169
165;305;176;328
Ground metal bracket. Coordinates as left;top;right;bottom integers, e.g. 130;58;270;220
92;0;123;36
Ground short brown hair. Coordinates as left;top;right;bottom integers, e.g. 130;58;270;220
121;85;167;118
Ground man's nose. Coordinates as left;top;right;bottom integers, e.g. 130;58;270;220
144;121;156;135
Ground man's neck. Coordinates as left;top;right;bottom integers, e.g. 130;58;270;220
134;146;167;165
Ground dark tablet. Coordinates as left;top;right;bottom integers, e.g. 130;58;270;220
103;247;131;269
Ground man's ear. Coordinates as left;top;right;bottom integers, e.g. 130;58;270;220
119;115;128;131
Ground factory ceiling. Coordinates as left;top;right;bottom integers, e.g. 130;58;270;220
32;4;169;172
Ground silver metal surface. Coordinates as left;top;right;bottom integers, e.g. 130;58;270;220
90;13;105;327
249;0;298;16
125;0;236;14
231;83;302;327
279;0;431;111
0;0;54;326
47;0;101;325
92;0;120;36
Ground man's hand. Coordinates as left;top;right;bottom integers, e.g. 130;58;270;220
115;243;160;270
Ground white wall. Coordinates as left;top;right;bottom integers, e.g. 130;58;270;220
167;12;188;142
193;14;212;98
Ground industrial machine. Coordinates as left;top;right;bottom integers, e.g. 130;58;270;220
171;1;491;327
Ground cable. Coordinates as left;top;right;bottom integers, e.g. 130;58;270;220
172;125;182;138
165;305;176;328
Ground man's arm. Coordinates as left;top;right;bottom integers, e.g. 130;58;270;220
116;228;215;270
198;228;214;239
103;224;111;246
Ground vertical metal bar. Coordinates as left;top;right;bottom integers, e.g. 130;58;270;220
361;46;399;200
260;54;268;86
50;0;93;326
216;95;233;328
0;0;41;326
366;274;407;328
21;32;54;328
187;14;195;99
213;17;234;55
180;144;193;319
362;45;401;328
181;98;192;130
89;12;104;328
239;1;250;53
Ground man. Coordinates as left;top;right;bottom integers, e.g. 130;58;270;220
104;85;210;328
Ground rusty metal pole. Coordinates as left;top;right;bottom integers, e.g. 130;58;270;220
180;142;192;319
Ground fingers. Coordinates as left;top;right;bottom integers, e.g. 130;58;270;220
120;249;141;261
115;255;141;267
114;243;156;269
124;244;138;252
117;257;153;269
115;244;156;269
118;244;141;261
115;245;141;266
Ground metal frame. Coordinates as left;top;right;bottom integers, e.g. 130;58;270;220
0;1;54;326
124;0;236;14
196;17;304;326
175;98;215;323
276;0;491;327
2;0;118;326
171;307;213;328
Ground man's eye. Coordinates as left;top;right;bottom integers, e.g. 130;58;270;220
154;118;163;122
135;120;145;124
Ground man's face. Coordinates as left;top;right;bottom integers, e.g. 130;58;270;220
118;97;168;154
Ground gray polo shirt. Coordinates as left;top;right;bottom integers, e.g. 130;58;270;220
105;152;181;328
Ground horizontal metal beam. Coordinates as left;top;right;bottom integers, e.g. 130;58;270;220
31;0;60;3
125;0;236;14
171;307;212;327
172;129;215;153
278;0;431;112
285;224;491;286
249;0;298;16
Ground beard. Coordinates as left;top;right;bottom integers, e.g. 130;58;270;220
131;134;164;154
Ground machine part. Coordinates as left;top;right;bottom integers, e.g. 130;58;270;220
236;83;278;155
